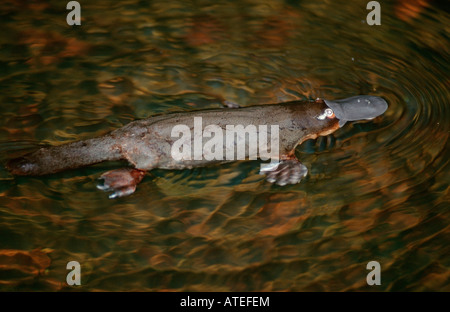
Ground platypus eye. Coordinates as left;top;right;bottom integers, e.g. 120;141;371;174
325;108;335;118
317;108;335;120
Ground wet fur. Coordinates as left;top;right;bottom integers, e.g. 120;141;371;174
6;99;339;175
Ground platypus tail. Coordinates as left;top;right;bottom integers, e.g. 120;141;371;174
6;135;123;176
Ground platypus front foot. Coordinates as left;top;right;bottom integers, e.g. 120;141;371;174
260;159;308;186
97;168;146;199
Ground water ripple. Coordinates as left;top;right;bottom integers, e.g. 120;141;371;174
0;0;448;291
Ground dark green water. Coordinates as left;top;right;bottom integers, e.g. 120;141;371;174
0;0;448;291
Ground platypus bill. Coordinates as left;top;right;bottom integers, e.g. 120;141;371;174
6;95;388;198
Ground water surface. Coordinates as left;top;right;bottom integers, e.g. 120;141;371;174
0;0;448;291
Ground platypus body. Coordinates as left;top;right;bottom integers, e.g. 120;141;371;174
6;96;388;198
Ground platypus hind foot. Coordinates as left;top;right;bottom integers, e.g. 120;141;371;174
260;159;308;186
97;168;146;199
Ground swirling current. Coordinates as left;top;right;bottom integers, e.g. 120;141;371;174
0;0;448;291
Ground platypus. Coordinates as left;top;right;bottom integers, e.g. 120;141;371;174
6;95;388;198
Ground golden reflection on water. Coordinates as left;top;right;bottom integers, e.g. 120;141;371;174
0;0;449;291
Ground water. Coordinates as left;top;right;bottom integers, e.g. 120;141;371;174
0;0;448;291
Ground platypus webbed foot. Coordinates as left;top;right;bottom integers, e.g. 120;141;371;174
97;168;146;199
260;159;308;186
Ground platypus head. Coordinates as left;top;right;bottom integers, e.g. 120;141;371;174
324;96;388;127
